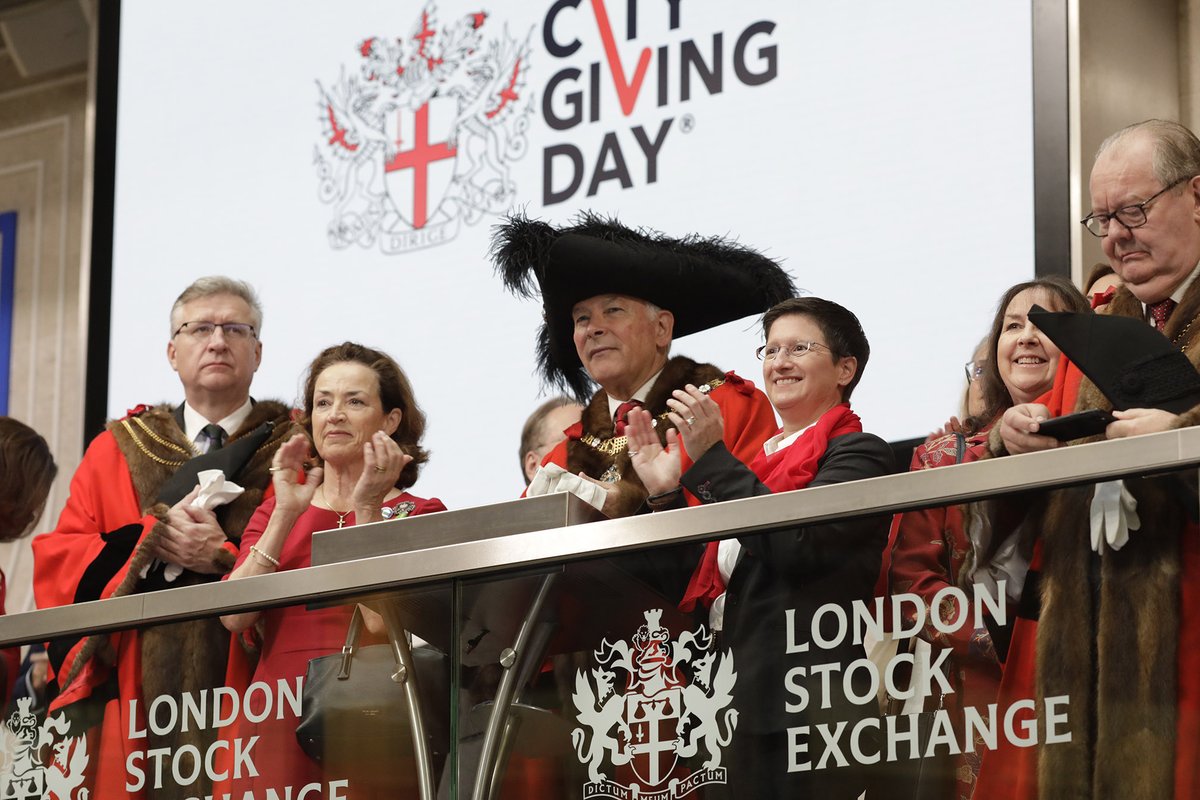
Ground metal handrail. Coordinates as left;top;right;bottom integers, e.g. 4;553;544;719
3;426;1198;646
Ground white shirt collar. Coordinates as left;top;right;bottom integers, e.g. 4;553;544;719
762;420;818;456
606;369;664;419
182;398;253;446
1140;259;1200;320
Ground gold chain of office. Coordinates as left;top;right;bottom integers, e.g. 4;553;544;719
120;417;199;467
118;416;272;467
579;377;725;456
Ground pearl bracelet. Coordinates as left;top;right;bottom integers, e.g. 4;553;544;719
249;545;281;569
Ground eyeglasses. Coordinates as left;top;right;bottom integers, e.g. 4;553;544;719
964;360;986;382
1080;176;1190;237
755;341;831;361
172;321;257;341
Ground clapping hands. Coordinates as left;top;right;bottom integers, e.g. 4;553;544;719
271;433;324;515
625;408;681;496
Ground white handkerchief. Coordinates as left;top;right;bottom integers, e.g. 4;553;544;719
1090;479;1141;553
142;470;247;582
526;463;607;511
192;469;245;511
526;462;566;498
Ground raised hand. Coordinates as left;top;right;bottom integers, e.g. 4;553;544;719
351;431;413;521
271;433;324;516
626;407;682;496
665;384;724;460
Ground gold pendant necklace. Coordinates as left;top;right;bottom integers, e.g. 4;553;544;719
320;487;352;528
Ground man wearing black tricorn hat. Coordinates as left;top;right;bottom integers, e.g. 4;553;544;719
977;120;1200;800
493;212;793;517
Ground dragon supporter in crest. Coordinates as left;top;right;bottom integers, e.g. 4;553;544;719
315;3;534;254
572;610;737;799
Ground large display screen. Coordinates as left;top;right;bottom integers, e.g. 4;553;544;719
105;1;1036;506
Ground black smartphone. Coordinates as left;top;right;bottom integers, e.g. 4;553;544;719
1036;409;1115;441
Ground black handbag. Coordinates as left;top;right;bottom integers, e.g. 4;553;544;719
295;606;448;767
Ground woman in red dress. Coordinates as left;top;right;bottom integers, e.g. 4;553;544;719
221;342;445;797
885;276;1088;799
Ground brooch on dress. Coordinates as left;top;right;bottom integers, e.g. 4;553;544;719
381;501;417;520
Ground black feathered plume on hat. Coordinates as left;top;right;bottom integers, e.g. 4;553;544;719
491;211;797;401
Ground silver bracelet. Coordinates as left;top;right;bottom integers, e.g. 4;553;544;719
249;544;281;568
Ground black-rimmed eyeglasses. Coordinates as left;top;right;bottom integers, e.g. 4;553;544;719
1080;176;1190;237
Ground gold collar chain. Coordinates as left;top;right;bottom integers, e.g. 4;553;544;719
1173;317;1197;353
120;416;199;467
578;377;725;456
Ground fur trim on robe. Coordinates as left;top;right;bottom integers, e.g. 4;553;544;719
565;356;728;518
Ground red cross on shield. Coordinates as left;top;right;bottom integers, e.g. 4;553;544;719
384;96;458;229
626;687;680;787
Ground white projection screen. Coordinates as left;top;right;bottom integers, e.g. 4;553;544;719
100;1;1042;507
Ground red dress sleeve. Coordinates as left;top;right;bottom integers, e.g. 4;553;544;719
231;496;277;571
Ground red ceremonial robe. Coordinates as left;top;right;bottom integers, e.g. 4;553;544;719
33;402;291;800
540;356;778;517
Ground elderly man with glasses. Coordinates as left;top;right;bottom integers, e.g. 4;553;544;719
977;120;1200;800
33;276;292;799
494;213;793;518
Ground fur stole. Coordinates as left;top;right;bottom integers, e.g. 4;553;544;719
108;399;295;587
1035;285;1200;799
565;356;725;517
111;400;294;544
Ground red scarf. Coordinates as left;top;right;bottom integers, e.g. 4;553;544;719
679;403;863;612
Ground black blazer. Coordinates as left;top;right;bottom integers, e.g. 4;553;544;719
680;432;894;734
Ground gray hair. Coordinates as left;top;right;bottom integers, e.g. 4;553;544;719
169;276;263;336
1096;119;1200;187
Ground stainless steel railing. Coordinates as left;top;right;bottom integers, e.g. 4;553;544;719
1;426;1196;646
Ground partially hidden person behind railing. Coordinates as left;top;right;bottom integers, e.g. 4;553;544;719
883;276;1088;800
221;341;446;797
625;296;894;798
0;417;55;709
